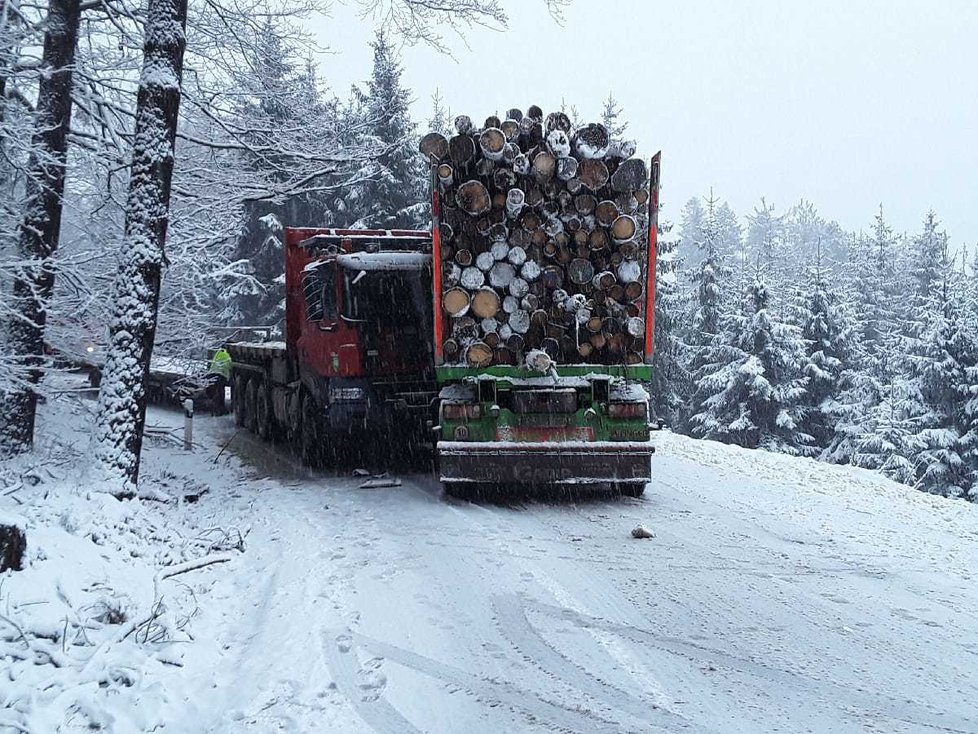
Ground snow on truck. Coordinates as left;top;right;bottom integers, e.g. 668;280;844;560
230;108;659;496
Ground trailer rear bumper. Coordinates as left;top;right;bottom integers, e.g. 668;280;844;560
437;440;654;486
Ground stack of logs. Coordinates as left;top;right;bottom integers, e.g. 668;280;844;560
420;106;651;369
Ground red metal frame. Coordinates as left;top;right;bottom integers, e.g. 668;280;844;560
430;166;445;365
644;152;661;365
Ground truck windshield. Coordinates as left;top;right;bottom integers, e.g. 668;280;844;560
342;270;429;326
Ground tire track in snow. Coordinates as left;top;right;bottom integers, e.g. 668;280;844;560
523;598;978;733
492;593;715;734
324;628;628;733
323;631;422;734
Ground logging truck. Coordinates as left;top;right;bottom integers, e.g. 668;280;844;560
226;228;438;464
424;109;660;497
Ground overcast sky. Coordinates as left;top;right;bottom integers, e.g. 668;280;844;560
311;0;978;244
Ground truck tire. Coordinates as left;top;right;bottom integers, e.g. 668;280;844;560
244;379;258;433
233;375;247;427
256;382;273;440
617;482;646;498
299;392;320;467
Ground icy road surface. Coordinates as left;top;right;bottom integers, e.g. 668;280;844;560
161;421;978;734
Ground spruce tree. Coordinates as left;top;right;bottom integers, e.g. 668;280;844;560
650;221;688;424
600;93;628;138
687;278;809;453
351;30;425;229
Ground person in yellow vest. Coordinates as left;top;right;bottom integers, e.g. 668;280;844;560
207;347;232;415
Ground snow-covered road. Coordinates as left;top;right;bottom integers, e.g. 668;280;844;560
159;419;978;733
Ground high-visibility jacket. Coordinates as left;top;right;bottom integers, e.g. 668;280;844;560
209;348;232;379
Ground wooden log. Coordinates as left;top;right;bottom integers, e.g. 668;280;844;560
501;118;520;141
443;287;471;316
605;139;637;161
588;228;611;252
578;159;610;191
545;111;572;133
556;245;573;265
616;259;641;285
577;341;594;359
461;266;485;289
476;158;495;177
507;333;525;352
506;107;524;122
508;277;529;298
530;229;548;247
514;153;531;175
541;337;561;358
568;258;595;285
541;178;560;200
476;251;495;271
494;346;516;365
484;331;500;349
455;248;473;266
527;104;543;120
525;186;545;209
619;240;639;260
543;240;558;259
479;127;507;161
446;262;462;285
481;317;500;333
491;192;507;211
571;123;610;159
608;283;625;302
419;132;450;160
509;309;530;334
471;287;501;319
626;316;645;337
565;215;582;233
441;242;455;263
532;150;557;180
521;210;541;231
436;163;454;188
489;261;517;289
531;308;549;327
484;114;501;129
610;157;648;192
545;129;571;158
575;194;597;215
589;331;607;350
543;216;564;238
505;188;525;220
587;314;605;332
556;156;578;181
592;270;616;290
502;143;519;165
566;177;584;194
449;134;476;166
634;188;650;205
616;193;639;214
498;323;513;341
453;316;479;341
509;228;528;248
541;265;564;289
595;199;620;227
454;114;474;134
491;240;510;261
494;167;518;192
443;338;460;358
466;341;493;368
502;295;519;314
611;215;637;243
507;246;527;266
456;180;490;216
624;281;644;301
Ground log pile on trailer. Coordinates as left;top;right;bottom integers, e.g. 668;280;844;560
420;106;652;369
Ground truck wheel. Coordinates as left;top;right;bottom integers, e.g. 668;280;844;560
244;379;258;433
299;393;320;467
617;482;646;498
233;375;247;427
256;382;273;440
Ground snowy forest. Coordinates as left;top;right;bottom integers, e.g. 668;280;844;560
1;0;976;503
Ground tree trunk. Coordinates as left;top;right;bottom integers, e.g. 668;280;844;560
0;0;80;458
0;522;26;572
92;0;188;494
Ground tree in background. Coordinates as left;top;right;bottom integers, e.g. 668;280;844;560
650;221;688;424
600;93;627;139
347;30;425;230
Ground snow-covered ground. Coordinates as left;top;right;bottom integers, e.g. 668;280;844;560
3;379;978;733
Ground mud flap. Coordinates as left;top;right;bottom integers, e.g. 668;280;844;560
438;441;654;486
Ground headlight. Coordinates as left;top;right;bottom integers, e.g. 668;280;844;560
443;403;481;420
330;386;366;401
607;402;647;420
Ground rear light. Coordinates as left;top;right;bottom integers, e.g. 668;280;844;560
443;403;481;420
608;402;647;420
